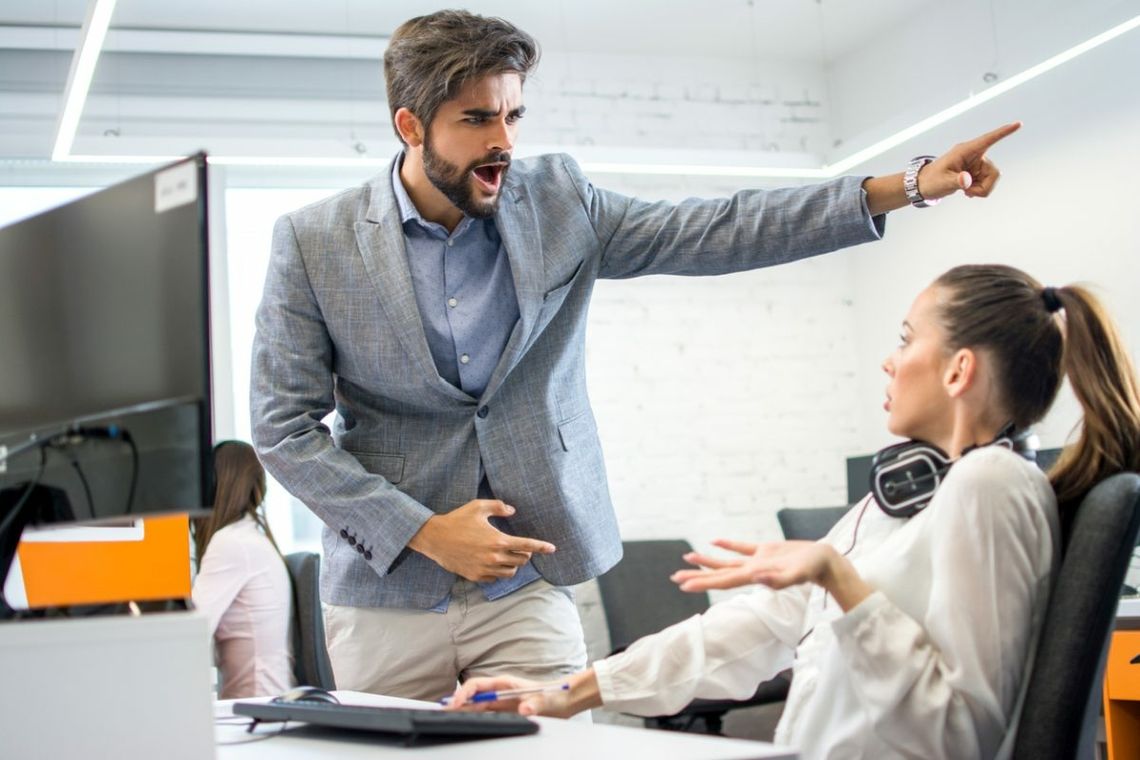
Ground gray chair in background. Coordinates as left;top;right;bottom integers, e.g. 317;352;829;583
283;551;337;690
1011;472;1140;760
595;539;790;735
776;506;849;543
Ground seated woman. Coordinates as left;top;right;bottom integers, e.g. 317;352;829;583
192;440;295;699
449;264;1140;758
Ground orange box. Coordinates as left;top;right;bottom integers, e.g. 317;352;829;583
1107;631;1140;701
16;515;191;607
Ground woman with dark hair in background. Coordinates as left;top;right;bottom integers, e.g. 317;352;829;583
450;264;1140;759
192;440;294;699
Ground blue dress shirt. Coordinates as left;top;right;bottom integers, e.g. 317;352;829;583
391;156;540;610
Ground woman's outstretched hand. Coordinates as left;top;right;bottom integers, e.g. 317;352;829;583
671;538;874;611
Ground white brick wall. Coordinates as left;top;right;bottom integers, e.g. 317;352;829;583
522;51;830;156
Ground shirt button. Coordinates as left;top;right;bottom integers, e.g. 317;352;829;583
364;550;373;561
459;353;470;365
447;239;454;247
339;529;348;538
355;544;364;554
347;535;357;546
477;406;489;419
448;297;458;308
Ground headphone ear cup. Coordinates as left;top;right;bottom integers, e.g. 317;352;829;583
869;441;952;518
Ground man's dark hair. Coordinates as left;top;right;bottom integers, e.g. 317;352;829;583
383;10;539;144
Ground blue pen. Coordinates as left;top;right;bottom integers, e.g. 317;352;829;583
440;682;570;705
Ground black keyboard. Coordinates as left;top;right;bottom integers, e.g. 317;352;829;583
232;700;539;743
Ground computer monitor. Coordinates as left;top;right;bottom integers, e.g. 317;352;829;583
0;154;214;613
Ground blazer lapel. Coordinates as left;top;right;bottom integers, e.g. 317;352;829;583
355;160;473;403
482;178;545;402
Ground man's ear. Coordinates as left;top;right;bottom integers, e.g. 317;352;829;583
394;107;424;147
944;347;977;399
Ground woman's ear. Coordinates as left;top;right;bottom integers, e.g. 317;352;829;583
394;107;424;147
943;347;977;399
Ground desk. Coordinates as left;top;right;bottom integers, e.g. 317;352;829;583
215;692;798;760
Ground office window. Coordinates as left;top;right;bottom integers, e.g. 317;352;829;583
224;188;340;554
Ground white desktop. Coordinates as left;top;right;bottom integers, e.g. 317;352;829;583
214;691;797;759
0;610;797;760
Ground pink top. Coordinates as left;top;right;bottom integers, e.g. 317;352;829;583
192;516;295;699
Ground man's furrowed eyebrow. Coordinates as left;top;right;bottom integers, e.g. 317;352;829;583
511;105;527;117
461;108;500;118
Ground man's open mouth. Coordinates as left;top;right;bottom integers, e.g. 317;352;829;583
472;163;506;193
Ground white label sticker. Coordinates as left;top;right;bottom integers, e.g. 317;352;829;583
154;160;198;214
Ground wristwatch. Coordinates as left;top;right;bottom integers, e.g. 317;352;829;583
903;155;939;208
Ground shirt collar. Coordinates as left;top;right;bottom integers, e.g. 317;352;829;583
391;152;423;227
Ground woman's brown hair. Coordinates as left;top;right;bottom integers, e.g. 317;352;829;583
933;264;1140;533
193;440;279;565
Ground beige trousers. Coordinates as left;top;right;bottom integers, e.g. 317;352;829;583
323;578;588;703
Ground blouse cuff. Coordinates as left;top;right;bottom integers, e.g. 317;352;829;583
592;658;618;705
829;589;891;638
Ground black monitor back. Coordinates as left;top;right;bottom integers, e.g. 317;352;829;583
0;154;213;524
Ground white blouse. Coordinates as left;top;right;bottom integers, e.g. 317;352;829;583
593;446;1059;760
192;515;296;699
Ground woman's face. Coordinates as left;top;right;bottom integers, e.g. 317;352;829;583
882;286;955;442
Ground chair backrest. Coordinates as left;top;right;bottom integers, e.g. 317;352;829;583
283;551;337;690
1011;472;1140;760
595;540;709;653
776;506;848;542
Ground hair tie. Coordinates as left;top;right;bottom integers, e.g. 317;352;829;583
1041;286;1063;313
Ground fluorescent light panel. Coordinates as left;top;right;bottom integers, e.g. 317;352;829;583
52;12;1140;176
51;0;118;161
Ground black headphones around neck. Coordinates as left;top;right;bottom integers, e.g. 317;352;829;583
868;424;1038;518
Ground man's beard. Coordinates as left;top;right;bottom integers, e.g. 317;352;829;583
422;138;511;220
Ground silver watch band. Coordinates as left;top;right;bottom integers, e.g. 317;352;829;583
904;155;939;208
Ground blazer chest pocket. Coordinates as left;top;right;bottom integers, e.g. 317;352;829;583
557;412;596;451
542;260;584;306
349;451;405;484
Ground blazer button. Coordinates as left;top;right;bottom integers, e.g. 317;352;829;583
339;529;348;538
355;543;365;554
477;406;489;418
364;550;373;561
347;535;357;546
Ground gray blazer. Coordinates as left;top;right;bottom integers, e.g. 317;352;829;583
251;153;883;609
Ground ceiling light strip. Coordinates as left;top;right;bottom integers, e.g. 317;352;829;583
54;12;1140;177
824;13;1140;177
51;0;118;162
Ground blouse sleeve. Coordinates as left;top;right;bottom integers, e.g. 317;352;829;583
830;449;1057;758
191;530;252;636
594;582;811;716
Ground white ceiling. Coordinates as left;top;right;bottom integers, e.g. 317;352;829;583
0;0;935;61
0;0;1136;184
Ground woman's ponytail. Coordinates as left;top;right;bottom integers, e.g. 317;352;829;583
1048;285;1140;508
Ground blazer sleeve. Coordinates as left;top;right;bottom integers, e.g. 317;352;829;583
250;214;434;574
554;154;885;280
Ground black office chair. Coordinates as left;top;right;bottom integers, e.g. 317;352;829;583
1010;472;1140;760
776;506;849;543
595;539;790;735
283;551;337;690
